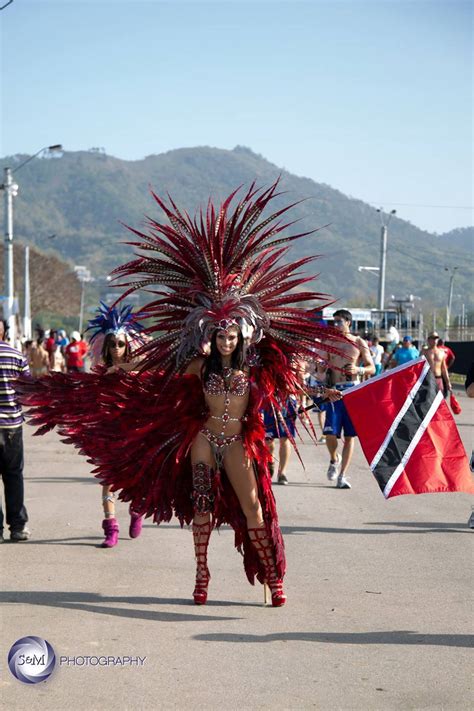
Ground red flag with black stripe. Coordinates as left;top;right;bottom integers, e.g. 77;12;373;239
343;358;473;498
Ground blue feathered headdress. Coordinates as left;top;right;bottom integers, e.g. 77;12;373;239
86;302;144;343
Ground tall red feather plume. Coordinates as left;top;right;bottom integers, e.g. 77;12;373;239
111;178;344;377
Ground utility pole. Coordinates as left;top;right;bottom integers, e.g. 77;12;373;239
0;145;62;345
2;167;19;343
376;208;396;310
74;265;92;333
445;266;458;341
24;245;31;340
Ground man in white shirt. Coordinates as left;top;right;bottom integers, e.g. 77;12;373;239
369;336;384;375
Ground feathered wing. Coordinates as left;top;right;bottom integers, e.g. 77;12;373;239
18;369;201;520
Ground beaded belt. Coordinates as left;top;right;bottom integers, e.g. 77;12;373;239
209;413;245;424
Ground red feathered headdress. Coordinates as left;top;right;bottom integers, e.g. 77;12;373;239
111;178;338;376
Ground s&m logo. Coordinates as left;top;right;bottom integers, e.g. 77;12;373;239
8;636;56;684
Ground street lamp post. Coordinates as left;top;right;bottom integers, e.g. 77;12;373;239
444;266;458;341
1;144;62;345
24;245;31;339
74;266;92;333
2;167;18;342
376;208;396;311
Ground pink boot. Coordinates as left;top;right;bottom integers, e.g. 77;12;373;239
129;508;144;539
101;518;119;548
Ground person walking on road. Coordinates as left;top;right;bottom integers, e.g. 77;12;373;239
19;182;347;606
322;309;375;489
464;360;474;528
0;320;31;542
369;336;384;376
263;398;297;485
87;303;146;548
437;338;456;371
422;332;452;398
65;331;88;373
388;335;419;367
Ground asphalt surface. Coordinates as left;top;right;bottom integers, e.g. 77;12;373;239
1;391;473;710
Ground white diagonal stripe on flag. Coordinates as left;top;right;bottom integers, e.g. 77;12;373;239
382;389;444;498
370;359;431;471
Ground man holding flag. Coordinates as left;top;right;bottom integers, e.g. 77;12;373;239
321;309;375;489
342;357;473;499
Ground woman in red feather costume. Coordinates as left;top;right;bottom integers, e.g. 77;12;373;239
19;179;343;606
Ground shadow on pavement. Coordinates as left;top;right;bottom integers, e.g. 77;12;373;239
13;536;113;547
192;630;472;648
0;590;245;621
24;476;96;484
280;523;469;535
20;520;469;545
366;521;470;531
19;524;235;545
276;482;335;489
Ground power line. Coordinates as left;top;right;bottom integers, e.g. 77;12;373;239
344;228;474;266
368;201;473;210
389;244;474;272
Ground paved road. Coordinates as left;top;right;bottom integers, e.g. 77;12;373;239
1;392;472;710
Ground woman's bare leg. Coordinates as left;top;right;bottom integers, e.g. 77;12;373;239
278;437;291;475
223;441;286;605
317;410;326;437
223;441;263;528
102;485;115;518
190;435;215;603
101;484;119;548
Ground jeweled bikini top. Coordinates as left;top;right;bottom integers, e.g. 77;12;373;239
203;367;250;397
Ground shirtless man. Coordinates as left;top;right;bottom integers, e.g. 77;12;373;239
422;331;452;398
321;309;375;489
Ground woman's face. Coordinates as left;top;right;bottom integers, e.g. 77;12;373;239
108;335;127;362
215;327;239;358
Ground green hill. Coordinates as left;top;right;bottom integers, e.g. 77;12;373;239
1;146;472;313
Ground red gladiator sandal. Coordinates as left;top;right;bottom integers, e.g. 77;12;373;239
248;527;287;607
192;520;212;605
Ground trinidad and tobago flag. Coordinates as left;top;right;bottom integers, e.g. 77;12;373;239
343;357;473;499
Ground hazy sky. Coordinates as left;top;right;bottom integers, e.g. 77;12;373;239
1;0;472;234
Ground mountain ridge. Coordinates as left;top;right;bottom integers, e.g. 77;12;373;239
1;146;472;312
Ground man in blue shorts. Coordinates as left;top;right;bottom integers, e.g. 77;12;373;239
322;310;375;489
263;398;297;485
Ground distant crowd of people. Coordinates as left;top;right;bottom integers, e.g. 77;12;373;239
367;329;454;396
23;328;89;376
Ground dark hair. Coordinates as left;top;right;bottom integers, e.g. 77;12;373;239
101;333;131;368
333;309;352;323
202;329;245;383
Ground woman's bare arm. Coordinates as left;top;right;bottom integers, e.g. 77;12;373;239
184;357;205;378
